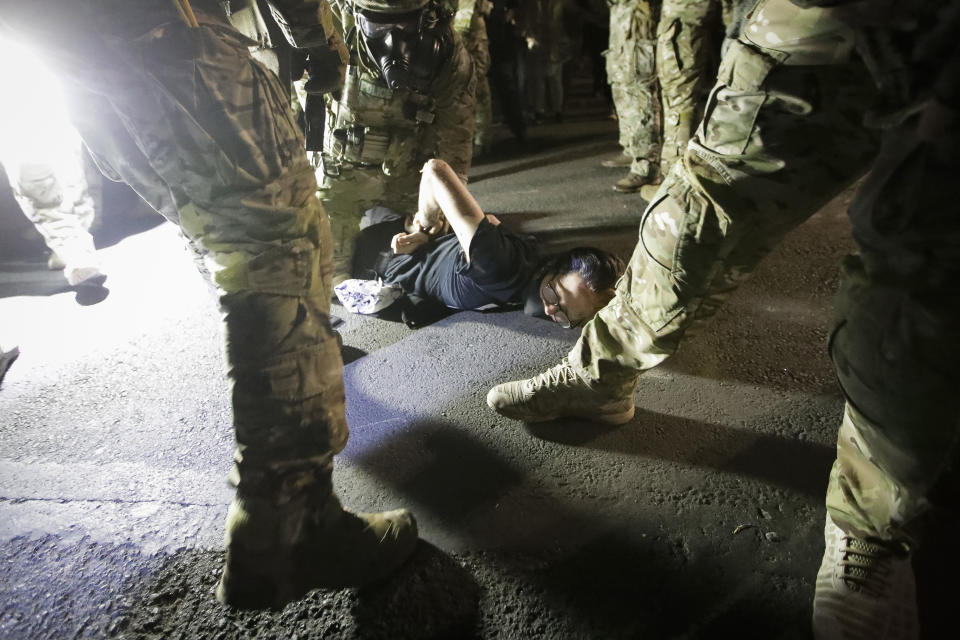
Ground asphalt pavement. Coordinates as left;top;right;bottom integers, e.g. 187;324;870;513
0;116;920;639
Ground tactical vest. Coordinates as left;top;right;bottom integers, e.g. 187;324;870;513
321;64;438;178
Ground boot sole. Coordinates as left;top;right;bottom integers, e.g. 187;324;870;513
488;398;635;426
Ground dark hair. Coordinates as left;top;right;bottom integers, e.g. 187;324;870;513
536;247;625;294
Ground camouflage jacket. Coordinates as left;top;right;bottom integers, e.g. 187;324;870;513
323;0;477;179
787;0;960;114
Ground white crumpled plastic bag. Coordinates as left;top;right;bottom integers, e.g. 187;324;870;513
334;278;404;315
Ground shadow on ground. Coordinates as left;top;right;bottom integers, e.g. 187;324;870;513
470;124;618;184
340;418;821;639
9;516;956;639
527;407;835;499
0;259;111;304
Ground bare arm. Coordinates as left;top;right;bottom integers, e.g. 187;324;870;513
414;158;486;259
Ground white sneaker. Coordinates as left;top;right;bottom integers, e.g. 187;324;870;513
812;515;918;640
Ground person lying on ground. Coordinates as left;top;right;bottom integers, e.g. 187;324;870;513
346;158;625;327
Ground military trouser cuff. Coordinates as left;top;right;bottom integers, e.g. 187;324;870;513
630;158;657;178
566;337;643;393
231;455;334;501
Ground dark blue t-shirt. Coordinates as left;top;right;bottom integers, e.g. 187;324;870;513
383;218;541;310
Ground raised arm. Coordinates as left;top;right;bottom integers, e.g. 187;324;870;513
415;158;486;257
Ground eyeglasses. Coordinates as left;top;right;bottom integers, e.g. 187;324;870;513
540;279;572;328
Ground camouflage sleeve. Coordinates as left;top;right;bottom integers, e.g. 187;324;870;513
267;0;348;61
266;0;348;91
786;0;850;6
930;3;960;108
788;0;908;8
326;0;352;39
935;44;960;108
454;0;476;34
428;34;477;179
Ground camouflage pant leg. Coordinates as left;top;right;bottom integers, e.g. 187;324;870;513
7;145;99;271
14;158;99;272
605;0;660;177
319;166;420;278
64;90;180;224
825;115;960;544
526;46;548;115
463;16;493;147
0;31;98;269
656;0;722;177
570;0;878;382
474;73;493;148
29;11;348;492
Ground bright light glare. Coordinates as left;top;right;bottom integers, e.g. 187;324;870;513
0;36;81;169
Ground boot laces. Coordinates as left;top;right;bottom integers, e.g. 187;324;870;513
838;535;899;597
527;360;579;393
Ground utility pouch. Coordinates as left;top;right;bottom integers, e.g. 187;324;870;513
340;126;390;166
321;152;341;177
382;132;417;176
342;126;363;164
329;128;348;156
359;129;390;165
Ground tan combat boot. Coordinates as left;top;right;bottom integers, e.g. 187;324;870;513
600;154;632;169
327;216;357;287
812;514;918;640
486;358;637;424
216;486;418;609
613;171;660;194
639;184;662;201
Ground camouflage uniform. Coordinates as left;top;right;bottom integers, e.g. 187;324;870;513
824;100;960;545
5;151;101;285
604;0;661;180
655;0;733;177
0;70;102;285
321;0;476;279
1;0;414;609
573;0;960;546
456;0;493;150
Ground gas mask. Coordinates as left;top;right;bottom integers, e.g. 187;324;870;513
356;4;453;93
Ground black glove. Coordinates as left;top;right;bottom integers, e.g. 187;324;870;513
302;45;345;153
303;93;325;153
303;44;345;95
